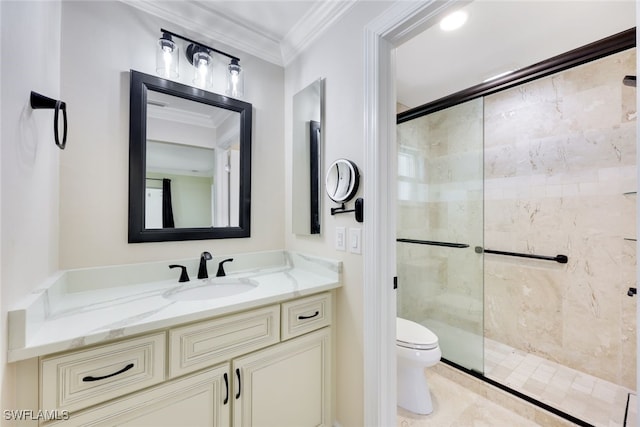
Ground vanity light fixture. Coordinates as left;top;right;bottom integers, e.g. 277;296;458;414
156;28;244;96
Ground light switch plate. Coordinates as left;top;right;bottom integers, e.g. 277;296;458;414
349;228;362;254
335;227;346;251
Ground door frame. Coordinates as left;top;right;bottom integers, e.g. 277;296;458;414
362;1;461;425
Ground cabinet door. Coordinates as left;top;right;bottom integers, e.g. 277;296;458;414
46;364;231;427
233;328;331;427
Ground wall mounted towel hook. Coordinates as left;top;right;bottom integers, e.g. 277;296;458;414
30;91;68;149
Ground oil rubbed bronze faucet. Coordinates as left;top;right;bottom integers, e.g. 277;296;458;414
216;258;234;277
198;251;213;279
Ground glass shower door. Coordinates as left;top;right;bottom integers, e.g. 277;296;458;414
396;98;484;373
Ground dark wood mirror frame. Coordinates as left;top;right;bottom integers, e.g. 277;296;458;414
128;70;252;243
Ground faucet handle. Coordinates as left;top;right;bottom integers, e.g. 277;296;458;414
216;258;234;277
169;265;190;282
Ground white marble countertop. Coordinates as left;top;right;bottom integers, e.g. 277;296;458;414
8;251;341;362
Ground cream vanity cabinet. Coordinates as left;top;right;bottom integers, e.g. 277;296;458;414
233;328;330;426
41;292;332;427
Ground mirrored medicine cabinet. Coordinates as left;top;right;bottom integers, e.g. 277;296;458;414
292;78;324;235
128;70;252;243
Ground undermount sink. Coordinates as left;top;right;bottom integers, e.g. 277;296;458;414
164;278;258;301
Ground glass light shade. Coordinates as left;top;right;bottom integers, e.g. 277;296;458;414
156;37;178;78
192;51;213;88
226;59;244;98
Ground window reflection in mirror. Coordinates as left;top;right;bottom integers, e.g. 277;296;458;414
292;78;324;235
144;90;240;229
128;70;251;243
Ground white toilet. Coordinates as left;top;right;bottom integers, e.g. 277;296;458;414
396;317;441;415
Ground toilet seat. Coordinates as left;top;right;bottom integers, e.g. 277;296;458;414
396;317;438;350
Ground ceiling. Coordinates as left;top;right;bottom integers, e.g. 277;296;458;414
396;0;636;108
147;90;235;129
125;1;636;107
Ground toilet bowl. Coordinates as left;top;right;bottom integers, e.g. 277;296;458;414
396;317;441;415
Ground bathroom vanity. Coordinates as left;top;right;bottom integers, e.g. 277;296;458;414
8;251;340;426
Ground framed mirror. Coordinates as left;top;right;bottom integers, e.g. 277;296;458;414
292;78;324;235
326;159;360;203
128;70;252;243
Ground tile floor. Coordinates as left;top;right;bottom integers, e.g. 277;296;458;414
397;352;640;427
484;338;635;427
397;363;575;426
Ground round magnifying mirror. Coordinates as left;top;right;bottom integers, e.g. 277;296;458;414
326;159;360;203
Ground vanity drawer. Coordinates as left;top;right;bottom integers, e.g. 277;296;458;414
281;292;332;340
41;333;165;413
169;305;280;377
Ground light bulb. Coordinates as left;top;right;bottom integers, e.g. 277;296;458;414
197;60;208;86
162;48;173;78
230;71;239;94
226;59;243;97
192;50;212;88
156;33;178;78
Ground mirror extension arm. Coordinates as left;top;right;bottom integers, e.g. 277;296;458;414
330;198;363;222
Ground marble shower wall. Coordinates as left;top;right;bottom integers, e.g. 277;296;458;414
484;48;637;390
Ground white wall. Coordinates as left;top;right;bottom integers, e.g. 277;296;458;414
284;2;392;425
0;0;61;414
59;1;285;269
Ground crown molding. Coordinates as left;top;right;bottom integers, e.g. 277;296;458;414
121;0;283;65
281;1;358;66
121;0;357;68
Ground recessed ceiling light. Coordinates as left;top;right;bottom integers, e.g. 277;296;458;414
439;10;468;32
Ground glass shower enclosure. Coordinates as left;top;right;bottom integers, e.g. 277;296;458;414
395;36;637;426
396;98;484;373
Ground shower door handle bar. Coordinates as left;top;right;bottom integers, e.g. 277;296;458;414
476;246;568;264
396;238;469;248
